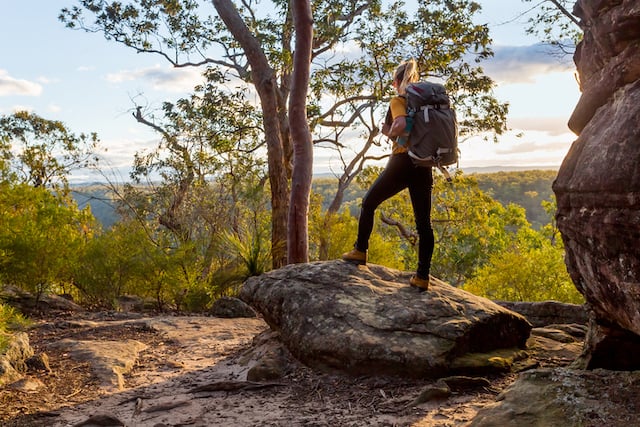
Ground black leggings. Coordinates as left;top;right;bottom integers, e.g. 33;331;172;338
355;153;434;279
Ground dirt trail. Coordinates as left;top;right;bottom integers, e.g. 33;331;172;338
1;313;550;426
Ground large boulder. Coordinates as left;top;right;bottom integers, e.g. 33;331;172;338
240;260;531;379
552;0;640;369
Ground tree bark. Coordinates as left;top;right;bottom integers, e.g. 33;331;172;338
287;0;314;264
212;0;289;268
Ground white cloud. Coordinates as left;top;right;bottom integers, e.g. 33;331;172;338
460;128;574;168
483;44;574;84
508;116;571;136
47;104;62;113
99;135;160;168
106;64;204;93
36;76;56;84
0;69;43;96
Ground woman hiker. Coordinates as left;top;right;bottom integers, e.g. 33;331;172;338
341;59;434;291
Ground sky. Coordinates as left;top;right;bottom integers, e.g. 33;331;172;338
0;1;581;183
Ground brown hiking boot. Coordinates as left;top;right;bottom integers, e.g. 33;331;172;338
409;275;429;291
342;248;367;265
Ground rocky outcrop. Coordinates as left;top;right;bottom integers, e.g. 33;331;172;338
0;285;83;314
470;368;640;427
240;260;532;379
496;301;588;327
553;0;640;369
209;296;257;318
50;339;148;391
0;332;33;386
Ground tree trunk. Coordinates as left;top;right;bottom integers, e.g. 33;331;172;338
287;0;314;264
212;0;289;268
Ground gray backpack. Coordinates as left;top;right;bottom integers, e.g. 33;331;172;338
405;81;458;180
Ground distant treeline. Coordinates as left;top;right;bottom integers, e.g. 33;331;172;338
312;169;558;229
473;169;557;229
72;169;558;230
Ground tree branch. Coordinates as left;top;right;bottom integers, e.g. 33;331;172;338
317;95;379;126
547;0;583;29
380;213;417;246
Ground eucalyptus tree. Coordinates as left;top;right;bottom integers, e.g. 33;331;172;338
0;111;100;190
60;0;508;266
287;0;313;263
113;68;267;286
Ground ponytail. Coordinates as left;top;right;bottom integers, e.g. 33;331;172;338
394;59;419;94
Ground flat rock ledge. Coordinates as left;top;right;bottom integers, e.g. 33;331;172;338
240;260;532;379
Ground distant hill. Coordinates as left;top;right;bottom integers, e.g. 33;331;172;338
463;165;558;174
70;185;119;229
313;168;559;229
71;168;559;230
472;169;558;228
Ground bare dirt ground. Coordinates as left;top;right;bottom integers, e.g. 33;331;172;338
0;312;532;427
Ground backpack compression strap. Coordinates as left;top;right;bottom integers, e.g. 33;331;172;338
417;104;450;123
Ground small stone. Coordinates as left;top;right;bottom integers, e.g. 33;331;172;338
411;382;451;405
26;353;52;373
7;377;45;393
71;414;125;426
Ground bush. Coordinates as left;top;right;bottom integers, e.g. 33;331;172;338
0;302;30;354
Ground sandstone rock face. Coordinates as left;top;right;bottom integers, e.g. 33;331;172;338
0;332;33;386
49;339;148;391
240;260;531;378
495;301;588;327
470;368;640;427
553;0;640;367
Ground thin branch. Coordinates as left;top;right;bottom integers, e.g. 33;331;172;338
317;95;379;125
380;213;417;246
547;0;582;29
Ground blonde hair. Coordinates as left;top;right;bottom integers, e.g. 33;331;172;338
393;59;419;94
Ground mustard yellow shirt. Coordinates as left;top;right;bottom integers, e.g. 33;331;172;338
389;96;408;154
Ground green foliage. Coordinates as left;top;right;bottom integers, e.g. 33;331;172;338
431;173;530;286
474;170;557;229
73;219;153;307
0;182;96;301
464;228;583;304
0;303;30;354
220;225;271;279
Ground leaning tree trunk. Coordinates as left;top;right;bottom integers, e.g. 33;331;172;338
287;0;314;264
213;0;289;268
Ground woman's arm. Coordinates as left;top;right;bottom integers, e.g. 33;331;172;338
383;96;407;138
